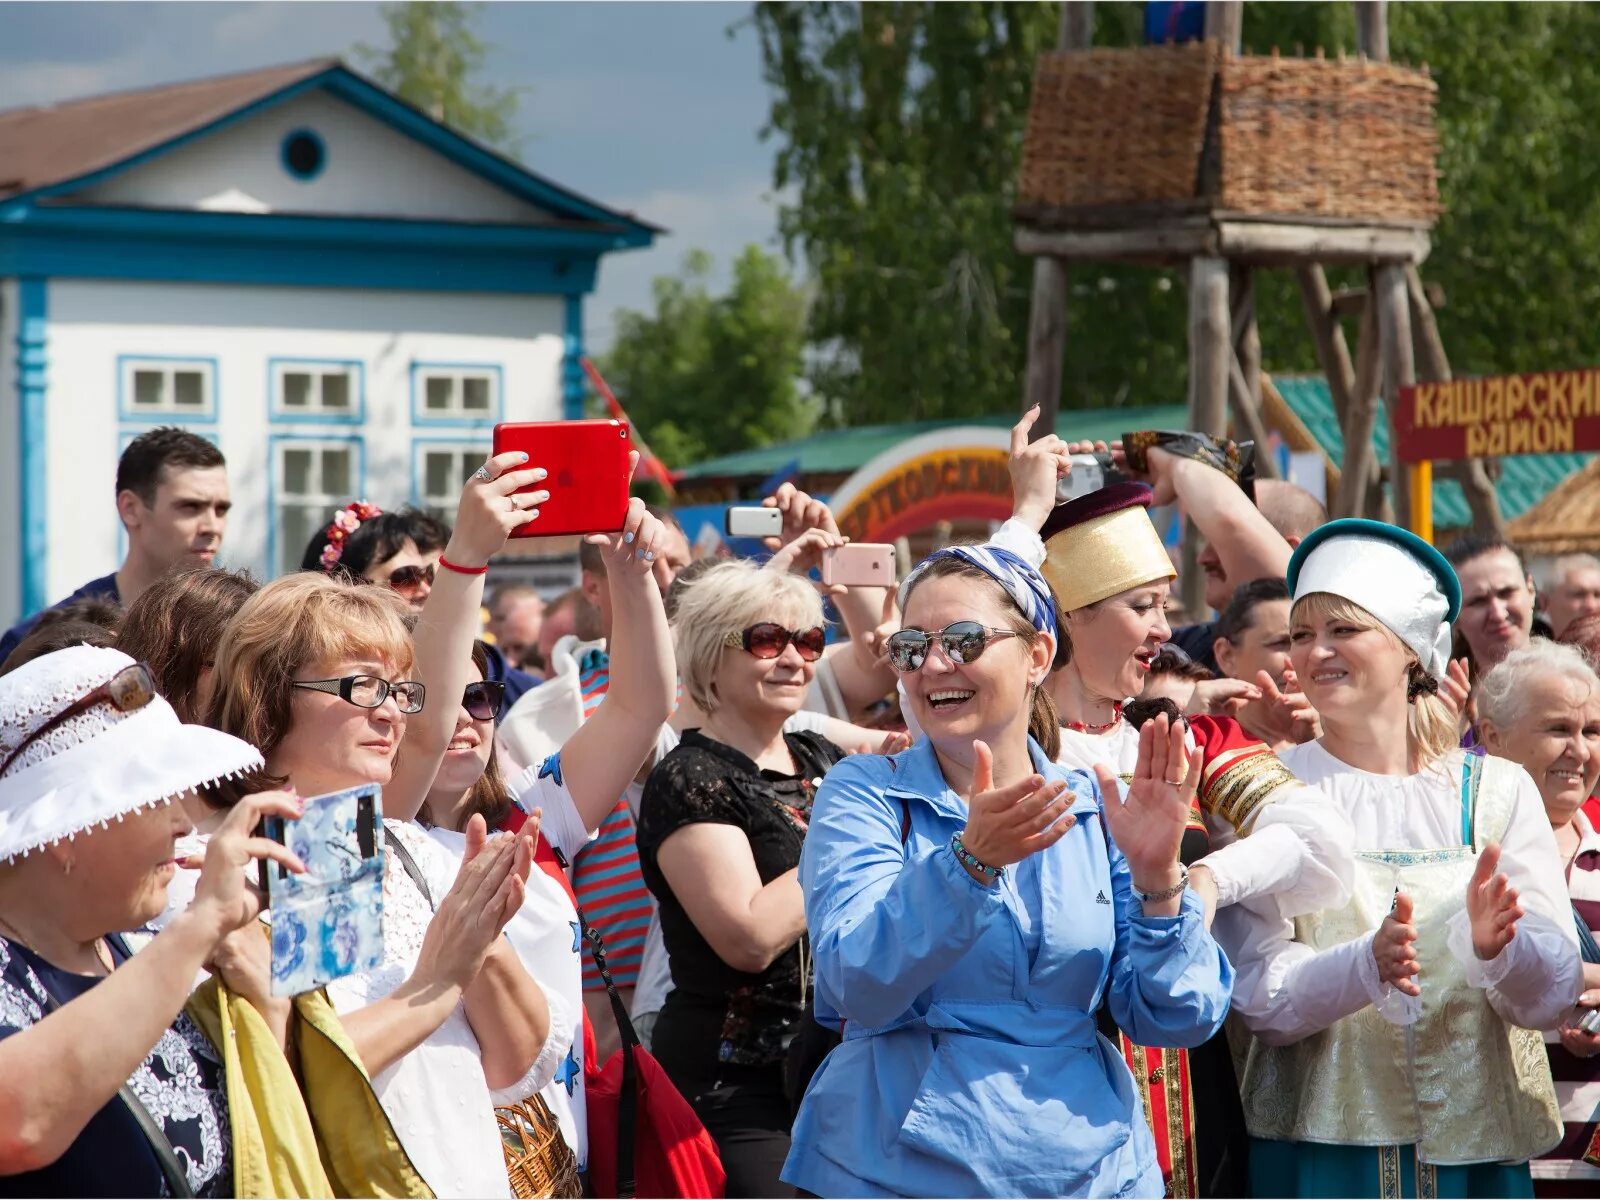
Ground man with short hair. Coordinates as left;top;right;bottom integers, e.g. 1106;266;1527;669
0;427;229;661
1540;553;1600;640
487;583;546;670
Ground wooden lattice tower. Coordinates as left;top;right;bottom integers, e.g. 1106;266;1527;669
1016;1;1500;607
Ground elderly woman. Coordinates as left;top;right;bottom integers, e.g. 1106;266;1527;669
0;645;302;1194
783;542;1232;1198
205;457;551;1199
635;558;845;1197
1217;518;1582;1198
1477;642;1600;1195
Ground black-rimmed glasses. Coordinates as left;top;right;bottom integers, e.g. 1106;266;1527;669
292;675;426;714
885;622;1024;673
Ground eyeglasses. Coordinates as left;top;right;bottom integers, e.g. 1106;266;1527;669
0;662;157;778
292;675;426;714
387;563;436;596
885;622;1025;673
722;623;827;662
463;680;505;722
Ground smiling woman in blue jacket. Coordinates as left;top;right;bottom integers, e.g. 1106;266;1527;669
781;544;1234;1199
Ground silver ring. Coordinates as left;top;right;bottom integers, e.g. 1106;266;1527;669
473;465;492;482
1164;776;1184;786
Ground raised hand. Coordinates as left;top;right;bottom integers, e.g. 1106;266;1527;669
766;526;847;594
1095;713;1202;894
445;450;551;568
761;482;840;551
585;482;666;577
1439;657;1473;724
182;789;307;944
956;740;1075;883
1189;676;1260;717
1373;891;1421;997
1242;670;1322;745
1466;843;1524;961
1009;405;1075;531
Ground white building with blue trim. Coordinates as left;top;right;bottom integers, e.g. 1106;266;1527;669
0;58;656;625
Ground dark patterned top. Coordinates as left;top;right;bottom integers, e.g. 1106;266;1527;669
0;935;232;1197
637;728;844;1067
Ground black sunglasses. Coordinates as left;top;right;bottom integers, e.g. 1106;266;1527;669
388;563;436;595
292;674;426;714
886;621;1025;673
463;680;505;722
722;622;827;662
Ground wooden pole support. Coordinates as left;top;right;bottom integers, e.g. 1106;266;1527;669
1375;262;1417;528
1189;256;1231;438
1023;260;1069;436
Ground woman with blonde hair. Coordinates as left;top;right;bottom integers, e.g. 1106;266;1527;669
1218;519;1582;1198
201;450;554;1198
637;558;847;1196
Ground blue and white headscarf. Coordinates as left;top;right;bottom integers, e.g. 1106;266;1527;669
897;544;1059;642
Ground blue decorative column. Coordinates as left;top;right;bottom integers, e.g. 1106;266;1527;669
15;278;48;615
562;293;585;420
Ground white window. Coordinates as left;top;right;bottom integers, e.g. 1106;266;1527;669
416;366;497;420
418;444;490;521
123;359;215;417
273;362;357;416
276;441;357;576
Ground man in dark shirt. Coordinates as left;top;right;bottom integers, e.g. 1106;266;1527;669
0;428;230;662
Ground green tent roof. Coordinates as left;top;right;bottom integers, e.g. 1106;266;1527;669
676;405;1193;482
1273;375;1588;528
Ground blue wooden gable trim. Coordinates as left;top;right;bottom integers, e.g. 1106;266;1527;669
6;64;657;245
15;279;48;615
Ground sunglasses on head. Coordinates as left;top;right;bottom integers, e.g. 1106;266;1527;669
885;621;1025;673
463;680;505;722
0;662;157;778
722;622;827;662
387;563;436;595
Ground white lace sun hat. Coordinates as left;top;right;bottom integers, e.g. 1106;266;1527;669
0;645;264;862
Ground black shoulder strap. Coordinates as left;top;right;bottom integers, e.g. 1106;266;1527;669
385;826;436;909
583;922;639;1199
38;958;196;1198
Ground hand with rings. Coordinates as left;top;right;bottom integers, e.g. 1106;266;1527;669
1093;713;1202;898
442;450;551;569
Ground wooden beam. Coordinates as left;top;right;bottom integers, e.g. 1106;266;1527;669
1354;0;1390;60
1023;260;1069;435
1295;264;1358;439
1229;264;1277;476
1336;286;1382;519
1375;262;1417;529
1213;220;1429;264
1015;224;1212;261
1406;264;1505;535
1017;0;1092;436
1204;1;1243;51
1190;257;1231;438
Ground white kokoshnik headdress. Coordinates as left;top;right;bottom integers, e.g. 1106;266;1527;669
0;645;263;862
1287;518;1462;682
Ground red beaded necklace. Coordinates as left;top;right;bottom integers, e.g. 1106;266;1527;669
1062;703;1124;735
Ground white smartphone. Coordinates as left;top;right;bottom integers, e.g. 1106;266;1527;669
821;543;896;588
725;506;784;538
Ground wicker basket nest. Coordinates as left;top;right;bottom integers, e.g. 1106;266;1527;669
1016;41;1440;227
497;1097;582;1199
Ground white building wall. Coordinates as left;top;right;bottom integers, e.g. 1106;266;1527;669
40;279;565;601
76;90;549;224
0;278;19;627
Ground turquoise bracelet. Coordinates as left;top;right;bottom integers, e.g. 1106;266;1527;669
950;832;1005;882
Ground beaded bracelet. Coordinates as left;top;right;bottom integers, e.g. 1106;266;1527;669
1135;862;1190;904
950;832;1005;883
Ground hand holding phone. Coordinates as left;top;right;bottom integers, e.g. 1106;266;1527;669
726;506;784;538
821;543;896;589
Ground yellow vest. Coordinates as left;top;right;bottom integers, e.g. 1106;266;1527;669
186;973;435;1198
1240;754;1561;1165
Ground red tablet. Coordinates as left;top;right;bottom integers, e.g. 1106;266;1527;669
491;419;632;538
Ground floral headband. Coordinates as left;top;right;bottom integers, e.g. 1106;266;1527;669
318;500;383;571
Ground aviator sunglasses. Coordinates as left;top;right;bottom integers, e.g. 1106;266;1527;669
723;622;828;662
387;563;436;596
885;621;1025;673
463;680;506;722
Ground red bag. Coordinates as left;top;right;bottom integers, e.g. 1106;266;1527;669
530;831;726;1200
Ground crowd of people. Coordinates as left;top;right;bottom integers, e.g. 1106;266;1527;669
2;416;1599;1200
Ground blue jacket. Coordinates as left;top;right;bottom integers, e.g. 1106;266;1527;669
0;573;120;665
782;738;1233;1199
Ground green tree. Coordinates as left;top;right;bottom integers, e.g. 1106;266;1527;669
356;1;521;149
602;246;814;468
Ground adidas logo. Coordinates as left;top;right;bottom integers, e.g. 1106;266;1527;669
1095;891;1110;905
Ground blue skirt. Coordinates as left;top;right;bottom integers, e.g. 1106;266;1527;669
1249;1138;1534;1199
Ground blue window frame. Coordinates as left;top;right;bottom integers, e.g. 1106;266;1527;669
410;361;502;428
268;433;365;578
116;354;219;424
267;357;365;425
412;437;493;522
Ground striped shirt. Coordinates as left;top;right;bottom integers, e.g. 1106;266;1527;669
570;649;651;990
1534;804;1600;1181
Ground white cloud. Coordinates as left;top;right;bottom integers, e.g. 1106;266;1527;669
587;174;793;352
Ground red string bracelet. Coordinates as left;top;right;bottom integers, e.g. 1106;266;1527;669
438;555;489;577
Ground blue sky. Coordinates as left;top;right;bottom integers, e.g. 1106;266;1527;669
0;1;785;350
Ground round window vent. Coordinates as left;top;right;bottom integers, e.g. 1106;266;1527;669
280;129;325;181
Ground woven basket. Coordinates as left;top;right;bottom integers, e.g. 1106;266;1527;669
497;1096;582;1199
1016;43;1440;226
